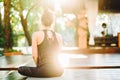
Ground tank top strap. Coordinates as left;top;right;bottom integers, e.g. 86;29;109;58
42;30;57;41
42;30;47;40
51;30;57;40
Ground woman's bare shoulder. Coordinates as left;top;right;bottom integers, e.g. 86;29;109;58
32;31;44;38
55;32;62;40
32;31;43;36
55;32;61;37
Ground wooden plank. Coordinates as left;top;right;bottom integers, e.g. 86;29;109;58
0;66;120;71
65;66;120;69
62;47;120;54
0;54;120;80
0;67;18;70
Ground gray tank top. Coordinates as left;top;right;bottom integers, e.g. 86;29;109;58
37;30;60;67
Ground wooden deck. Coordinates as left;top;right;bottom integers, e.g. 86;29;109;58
62;47;120;54
0;51;120;80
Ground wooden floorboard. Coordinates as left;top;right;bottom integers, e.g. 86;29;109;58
62;47;120;54
0;53;120;80
27;69;120;80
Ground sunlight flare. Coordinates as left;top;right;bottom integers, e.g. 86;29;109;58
58;53;88;67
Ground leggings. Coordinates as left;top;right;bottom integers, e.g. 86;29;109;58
18;64;64;78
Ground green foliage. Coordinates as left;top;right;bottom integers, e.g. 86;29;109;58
0;0;3;2
1;0;44;47
11;0;43;36
0;50;3;56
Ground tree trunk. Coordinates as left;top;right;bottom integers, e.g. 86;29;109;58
19;12;31;46
4;0;13;52
0;12;2;27
0;11;4;48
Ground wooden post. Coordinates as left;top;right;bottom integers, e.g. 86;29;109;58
118;33;120;48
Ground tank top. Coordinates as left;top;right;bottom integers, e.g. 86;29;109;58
37;30;60;67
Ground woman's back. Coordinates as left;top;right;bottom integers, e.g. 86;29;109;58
37;30;61;67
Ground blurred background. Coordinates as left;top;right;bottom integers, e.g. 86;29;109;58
0;0;120;55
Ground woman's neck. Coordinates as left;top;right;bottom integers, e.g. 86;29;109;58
41;25;53;30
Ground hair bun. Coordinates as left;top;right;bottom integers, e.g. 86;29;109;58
41;9;54;26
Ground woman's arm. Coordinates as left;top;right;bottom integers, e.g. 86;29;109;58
56;33;63;50
32;32;38;65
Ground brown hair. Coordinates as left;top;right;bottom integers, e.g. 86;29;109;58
41;10;54;26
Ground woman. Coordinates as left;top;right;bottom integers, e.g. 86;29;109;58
18;9;64;77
